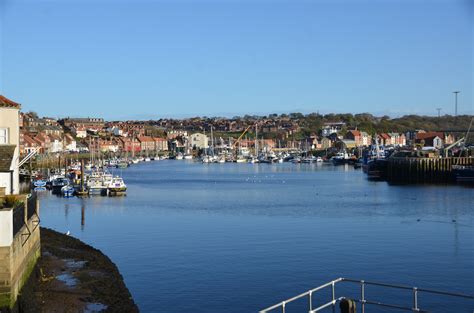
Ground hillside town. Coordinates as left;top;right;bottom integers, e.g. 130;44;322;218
10;97;466;159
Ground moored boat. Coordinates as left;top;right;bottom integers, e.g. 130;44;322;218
33;179;47;187
52;177;70;194
452;165;474;183
61;185;75;198
108;176;127;195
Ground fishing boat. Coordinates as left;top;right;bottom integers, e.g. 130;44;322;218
87;180;107;196
184;154;193;160
51;177;70;194
331;152;349;165
86;176;108;196
176;153;184;160
366;158;388;179
61;185;75;198
108;176;127;195
452;165;474;183
144;157;151;162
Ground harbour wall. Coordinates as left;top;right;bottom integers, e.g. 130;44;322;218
0;199;40;309
386;156;473;183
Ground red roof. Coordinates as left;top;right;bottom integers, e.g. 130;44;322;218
415;132;444;140
137;136;154;142
0;95;21;109
153;137;167;142
348;130;361;137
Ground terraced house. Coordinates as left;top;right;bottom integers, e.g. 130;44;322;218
0;96;41;310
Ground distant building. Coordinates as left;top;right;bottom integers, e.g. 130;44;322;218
345;130;372;146
153;137;168;151
167;130;188;140
321;122;345;137
61;117;105;129
137;136;155;151
70;126;88;138
189;133;208;149
415;132;451;149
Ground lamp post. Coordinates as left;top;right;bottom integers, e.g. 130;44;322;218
453;91;460;116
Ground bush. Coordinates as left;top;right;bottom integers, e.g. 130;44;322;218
1;195;24;208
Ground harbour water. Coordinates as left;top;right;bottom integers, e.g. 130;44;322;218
37;161;473;312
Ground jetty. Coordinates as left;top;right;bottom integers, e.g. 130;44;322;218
386;156;473;183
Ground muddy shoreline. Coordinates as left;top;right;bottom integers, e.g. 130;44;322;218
12;227;138;313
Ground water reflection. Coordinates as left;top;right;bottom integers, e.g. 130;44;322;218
37;161;473;312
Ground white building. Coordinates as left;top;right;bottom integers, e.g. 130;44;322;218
0;96;21;195
322;122;346;137
189;133;209;149
71;126;87;138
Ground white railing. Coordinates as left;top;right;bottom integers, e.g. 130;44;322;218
18;148;38;168
259;278;474;313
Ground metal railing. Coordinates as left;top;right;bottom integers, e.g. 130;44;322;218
12;201;25;237
259;278;474;313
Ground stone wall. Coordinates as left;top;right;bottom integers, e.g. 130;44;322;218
0;217;40;308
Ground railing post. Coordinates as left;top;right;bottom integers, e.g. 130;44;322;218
332;281;336;302
282;301;285;313
413;287;419;311
309;290;313;311
360;280;365;313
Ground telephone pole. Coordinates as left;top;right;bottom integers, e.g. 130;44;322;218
453;91;460;116
436;108;441;118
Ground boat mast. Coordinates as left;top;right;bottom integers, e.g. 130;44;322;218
211;125;215;157
255;124;258;156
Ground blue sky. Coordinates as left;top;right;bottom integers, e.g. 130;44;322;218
0;0;472;119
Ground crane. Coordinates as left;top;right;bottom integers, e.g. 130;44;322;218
232;125;253;149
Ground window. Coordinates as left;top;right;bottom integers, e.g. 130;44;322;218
0;128;8;144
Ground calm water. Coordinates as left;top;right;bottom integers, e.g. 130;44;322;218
38;161;473;312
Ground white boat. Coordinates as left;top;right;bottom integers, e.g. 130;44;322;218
302;155;318;163
176;153;184;160
184;154;193;160
236;157;247;163
132;158;140;164
61;185;75;198
331;152;349;165
249;157;259;164
86;175;108;196
144;157;151;162
108;176;127;195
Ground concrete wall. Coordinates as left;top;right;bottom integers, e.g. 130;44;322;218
0;212;40;308
0;107;20;195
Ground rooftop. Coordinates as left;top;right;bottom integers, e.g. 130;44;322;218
0;95;21;109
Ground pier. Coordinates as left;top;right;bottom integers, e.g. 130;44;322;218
386;157;473;184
